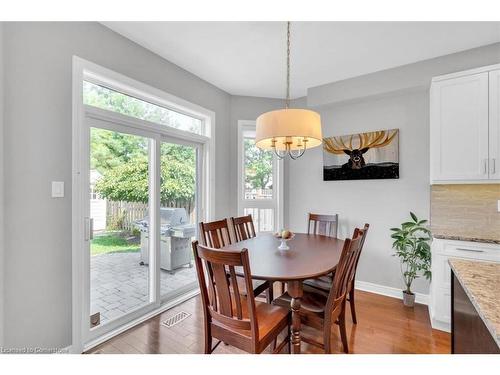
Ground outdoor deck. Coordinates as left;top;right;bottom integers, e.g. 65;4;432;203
91;252;197;325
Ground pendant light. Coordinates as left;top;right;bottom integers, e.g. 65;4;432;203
255;21;323;160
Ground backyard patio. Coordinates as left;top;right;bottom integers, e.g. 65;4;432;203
91;251;197;325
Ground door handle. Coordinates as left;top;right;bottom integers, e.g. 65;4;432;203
455;247;484;253
90;218;94;240
84;217;94;241
492;158;496;174
483;159;488;174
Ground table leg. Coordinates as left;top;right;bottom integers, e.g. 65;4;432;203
287;280;303;354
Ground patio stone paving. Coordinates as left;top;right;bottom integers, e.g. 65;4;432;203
91;252;197;325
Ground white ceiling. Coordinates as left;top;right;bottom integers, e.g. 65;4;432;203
103;22;500;99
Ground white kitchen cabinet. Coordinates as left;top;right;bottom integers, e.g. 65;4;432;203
429;238;500;332
489;69;500;180
430;64;500;183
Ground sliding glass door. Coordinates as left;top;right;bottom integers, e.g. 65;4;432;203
159;141;200;300
81;107;205;345
89;127;152;328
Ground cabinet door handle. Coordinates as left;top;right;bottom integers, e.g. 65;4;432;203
492;158;496;174
455;247;484;253
483;159;488;174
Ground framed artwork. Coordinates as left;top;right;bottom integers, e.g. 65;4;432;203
323;129;399;181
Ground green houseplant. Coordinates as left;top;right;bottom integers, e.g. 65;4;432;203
390;212;432;307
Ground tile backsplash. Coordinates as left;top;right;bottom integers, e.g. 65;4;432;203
430;184;500;242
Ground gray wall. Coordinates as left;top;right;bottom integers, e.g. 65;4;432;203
308;42;500;107
288;91;431;294
288;44;500;295
2;22;231;349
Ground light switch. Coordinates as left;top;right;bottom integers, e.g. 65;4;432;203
52;181;64;198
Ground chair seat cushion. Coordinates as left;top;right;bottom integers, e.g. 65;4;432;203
234;277;270;297
273;285;328;314
303;274;333;293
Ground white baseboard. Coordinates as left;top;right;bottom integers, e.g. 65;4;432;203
355;280;429;305
430;317;451;333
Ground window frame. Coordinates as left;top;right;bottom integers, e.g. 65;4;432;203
237;120;283;233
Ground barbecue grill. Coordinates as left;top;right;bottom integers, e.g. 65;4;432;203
134;207;195;272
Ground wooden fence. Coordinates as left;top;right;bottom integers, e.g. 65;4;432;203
107;200;194;232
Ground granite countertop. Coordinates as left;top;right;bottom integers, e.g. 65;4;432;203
448;258;500;348
433;233;500;245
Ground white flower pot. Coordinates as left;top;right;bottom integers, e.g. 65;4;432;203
402;291;415;307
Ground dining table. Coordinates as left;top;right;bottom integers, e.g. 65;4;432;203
221;232;345;354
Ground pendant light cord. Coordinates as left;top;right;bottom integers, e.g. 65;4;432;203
286;21;290;109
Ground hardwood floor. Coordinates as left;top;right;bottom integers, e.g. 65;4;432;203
87;290;450;354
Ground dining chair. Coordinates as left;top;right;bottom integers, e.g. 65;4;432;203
302;213;340;294
307;213;339;238
304;224;369;324
192;241;291;354
273;228;364;353
199;219;272;303
230;214;256;242
199;219;233;249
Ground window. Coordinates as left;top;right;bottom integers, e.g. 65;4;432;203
244;138;273;200
83;81;203;135
238;121;282;233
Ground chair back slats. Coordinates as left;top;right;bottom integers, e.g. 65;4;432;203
203;259;218;311
326;228;363;317
192;241;258;336
231;215;256;242
350;224;370;286
199;219;233;248
308;213;339;238
211;262;234;317
228;266;243;319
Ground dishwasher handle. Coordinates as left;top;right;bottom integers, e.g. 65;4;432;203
455;247;484;253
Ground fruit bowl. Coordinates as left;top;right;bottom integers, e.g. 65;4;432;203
274;230;295;250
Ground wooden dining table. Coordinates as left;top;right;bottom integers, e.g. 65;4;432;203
221;232;345;354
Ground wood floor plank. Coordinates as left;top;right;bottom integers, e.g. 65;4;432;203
87;290;450;354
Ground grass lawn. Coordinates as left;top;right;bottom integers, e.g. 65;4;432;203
91;233;140;256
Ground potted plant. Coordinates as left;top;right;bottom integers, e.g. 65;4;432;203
390;212;432;307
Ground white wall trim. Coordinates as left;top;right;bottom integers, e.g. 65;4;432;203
355;280;429;306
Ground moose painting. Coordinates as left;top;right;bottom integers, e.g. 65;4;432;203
323;129;399;181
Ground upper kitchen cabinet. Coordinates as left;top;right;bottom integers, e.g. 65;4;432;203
430;64;500;184
490;69;500;180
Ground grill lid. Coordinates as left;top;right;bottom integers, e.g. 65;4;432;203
135;207;190;233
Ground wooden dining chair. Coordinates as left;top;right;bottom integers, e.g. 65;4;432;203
199;219;233;249
304;224;369;324
273;228;364;353
230;214;256;242
192;241;291;354
199;219;272;303
302;213;340;294
307;213;339;238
